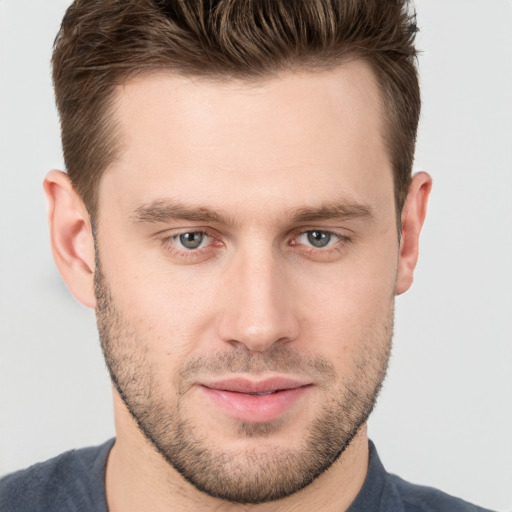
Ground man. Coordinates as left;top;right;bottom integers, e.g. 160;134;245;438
0;0;497;511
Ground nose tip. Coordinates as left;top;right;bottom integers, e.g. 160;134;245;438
224;324;294;353
216;257;300;352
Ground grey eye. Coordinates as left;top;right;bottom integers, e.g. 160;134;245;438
177;232;206;249
306;230;332;248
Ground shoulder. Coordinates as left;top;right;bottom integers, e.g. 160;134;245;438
0;439;114;512
388;473;496;512
351;441;497;512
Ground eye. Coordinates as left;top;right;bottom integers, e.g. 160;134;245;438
297;230;339;248
172;231;211;250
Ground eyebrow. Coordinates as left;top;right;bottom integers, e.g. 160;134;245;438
131;199;236;226
130;197;374;226
289;201;374;223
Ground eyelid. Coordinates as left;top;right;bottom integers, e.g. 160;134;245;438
157;227;351;262
170;231;212;250
295;230;340;248
290;227;351;243
156;226;219;241
158;228;222;262
287;228;352;261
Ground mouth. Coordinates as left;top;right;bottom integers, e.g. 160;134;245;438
200;377;313;423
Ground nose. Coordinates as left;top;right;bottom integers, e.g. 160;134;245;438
216;247;300;352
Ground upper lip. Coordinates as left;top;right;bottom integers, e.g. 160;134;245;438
201;377;312;394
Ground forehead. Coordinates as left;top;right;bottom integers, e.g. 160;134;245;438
100;60;392;221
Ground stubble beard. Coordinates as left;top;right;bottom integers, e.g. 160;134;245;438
94;261;393;504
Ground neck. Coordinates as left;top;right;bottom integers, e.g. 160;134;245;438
106;395;370;512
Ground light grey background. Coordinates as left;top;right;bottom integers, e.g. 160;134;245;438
1;1;511;510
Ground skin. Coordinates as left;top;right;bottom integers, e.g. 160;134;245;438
44;60;431;511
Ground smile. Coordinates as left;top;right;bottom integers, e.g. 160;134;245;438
200;377;313;423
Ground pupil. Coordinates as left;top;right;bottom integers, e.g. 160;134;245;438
179;232;203;249
307;231;330;248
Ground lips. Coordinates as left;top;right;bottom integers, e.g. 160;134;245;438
200;377;312;423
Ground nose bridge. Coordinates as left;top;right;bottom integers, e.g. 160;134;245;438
217;243;298;352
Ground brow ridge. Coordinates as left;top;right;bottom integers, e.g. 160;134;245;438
131;199;235;226
290;201;374;223
131;198;374;226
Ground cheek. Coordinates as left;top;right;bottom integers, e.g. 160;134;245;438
103;254;221;363
296;243;397;357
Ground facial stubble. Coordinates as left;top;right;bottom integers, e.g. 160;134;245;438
94;259;393;504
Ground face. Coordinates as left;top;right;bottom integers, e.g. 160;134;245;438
94;62;399;503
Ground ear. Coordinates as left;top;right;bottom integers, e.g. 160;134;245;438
395;172;432;295
43;170;96;308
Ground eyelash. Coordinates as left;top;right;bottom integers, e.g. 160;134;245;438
160;230;219;261
159;229;352;260
290;230;351;257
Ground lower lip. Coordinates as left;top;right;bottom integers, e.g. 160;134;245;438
201;385;311;423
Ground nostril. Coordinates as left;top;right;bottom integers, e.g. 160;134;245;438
224;334;295;353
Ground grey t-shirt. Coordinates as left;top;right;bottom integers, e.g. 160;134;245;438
0;439;494;511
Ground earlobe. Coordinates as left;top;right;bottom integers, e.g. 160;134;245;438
395;172;432;296
43;170;97;309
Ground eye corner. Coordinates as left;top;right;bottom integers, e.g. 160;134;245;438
157;229;221;263
297;229;339;249
286;228;353;262
175;231;210;250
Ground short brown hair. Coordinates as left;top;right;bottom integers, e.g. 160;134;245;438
52;0;420;221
